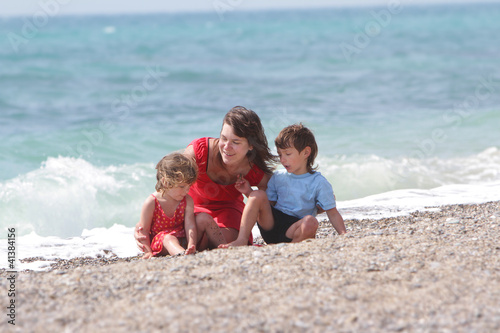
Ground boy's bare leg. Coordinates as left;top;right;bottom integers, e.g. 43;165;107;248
285;215;319;243
220;190;274;247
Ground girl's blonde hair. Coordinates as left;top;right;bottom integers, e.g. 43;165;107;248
155;153;198;194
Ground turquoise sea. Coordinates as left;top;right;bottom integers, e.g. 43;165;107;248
1;3;500;267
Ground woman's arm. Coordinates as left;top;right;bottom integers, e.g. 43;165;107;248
184;144;195;160
137;196;155;258
256;172;271;191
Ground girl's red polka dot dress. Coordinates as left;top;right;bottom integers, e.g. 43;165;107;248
149;195;187;256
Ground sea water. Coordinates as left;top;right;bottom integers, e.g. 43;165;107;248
1;3;500;270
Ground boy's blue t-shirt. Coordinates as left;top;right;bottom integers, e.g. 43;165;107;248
266;169;336;219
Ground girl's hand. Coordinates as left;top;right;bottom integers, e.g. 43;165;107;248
142;251;153;259
235;174;251;196
185;244;196;255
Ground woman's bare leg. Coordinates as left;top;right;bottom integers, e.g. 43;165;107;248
195;212;227;248
195;213;229;250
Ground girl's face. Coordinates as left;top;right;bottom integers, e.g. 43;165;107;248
164;182;191;201
219;123;253;166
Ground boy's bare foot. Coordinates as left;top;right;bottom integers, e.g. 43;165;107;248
185;245;196;255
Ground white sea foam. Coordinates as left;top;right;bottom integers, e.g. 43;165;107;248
319;146;500;200
1;224;141;271
337;181;500;220
0;156;153;238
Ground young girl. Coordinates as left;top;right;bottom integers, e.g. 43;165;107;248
138;152;226;259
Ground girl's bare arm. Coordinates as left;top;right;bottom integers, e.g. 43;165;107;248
183;195;197;254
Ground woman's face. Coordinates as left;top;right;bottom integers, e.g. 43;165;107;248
219;123;252;166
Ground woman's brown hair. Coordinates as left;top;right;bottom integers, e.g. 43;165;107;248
219;106;277;174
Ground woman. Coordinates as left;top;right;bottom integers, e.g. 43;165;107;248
136;106;276;250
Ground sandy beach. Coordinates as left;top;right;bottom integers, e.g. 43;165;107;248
2;201;499;332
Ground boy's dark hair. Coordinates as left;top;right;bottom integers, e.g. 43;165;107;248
275;123;318;173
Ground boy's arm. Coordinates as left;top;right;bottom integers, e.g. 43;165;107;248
325;207;346;235
263;173;277;203
138;196;155;257
236;172;272;198
235;175;253;197
184;195;197;252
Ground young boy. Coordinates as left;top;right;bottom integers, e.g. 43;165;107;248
220;123;346;247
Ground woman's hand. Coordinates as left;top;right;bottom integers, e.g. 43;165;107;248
134;223;149;252
235;174;252;197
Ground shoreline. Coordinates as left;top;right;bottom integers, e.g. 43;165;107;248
2;201;499;332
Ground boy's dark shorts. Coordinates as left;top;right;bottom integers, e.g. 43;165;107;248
258;205;300;244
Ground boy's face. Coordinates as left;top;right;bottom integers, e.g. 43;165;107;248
277;145;310;175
